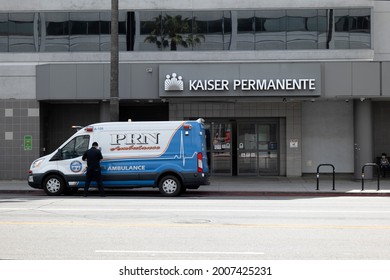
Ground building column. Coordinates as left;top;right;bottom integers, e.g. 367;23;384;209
354;99;373;179
99;101;111;122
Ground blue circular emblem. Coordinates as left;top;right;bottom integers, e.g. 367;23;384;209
70;161;83;173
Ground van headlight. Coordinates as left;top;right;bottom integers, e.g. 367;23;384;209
32;159;44;168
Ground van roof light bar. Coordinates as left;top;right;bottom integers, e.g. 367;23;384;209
71;125;83;131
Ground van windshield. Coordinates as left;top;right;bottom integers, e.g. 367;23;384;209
61;135;90;160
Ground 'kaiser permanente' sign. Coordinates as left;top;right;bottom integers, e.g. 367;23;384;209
160;63;321;97
188;78;316;91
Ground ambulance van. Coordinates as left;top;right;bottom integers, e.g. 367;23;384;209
28;119;210;196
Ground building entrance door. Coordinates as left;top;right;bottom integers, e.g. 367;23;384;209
209;119;279;176
237;121;279;175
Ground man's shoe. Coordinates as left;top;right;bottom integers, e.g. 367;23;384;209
83;193;88;197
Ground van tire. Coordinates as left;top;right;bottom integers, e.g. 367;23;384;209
43;175;65;196
159;175;181;197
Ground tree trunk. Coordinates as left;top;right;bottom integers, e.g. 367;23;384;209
110;0;119;121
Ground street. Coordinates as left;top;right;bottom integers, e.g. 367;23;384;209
0;192;389;260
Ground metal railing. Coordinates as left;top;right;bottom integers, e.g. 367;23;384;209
316;164;336;191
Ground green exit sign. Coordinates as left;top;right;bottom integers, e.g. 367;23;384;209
24;135;32;151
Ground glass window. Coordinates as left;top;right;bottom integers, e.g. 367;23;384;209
162;11;193;51
318;9;328;49
223;11;232;50
69;12;100;51
0;9;373;53
140;11;195;51
237;11;255;50
42;12;70;52
138;11;163;51
0;14;8;52
255;10;286;50
61;135;90;160
211;122;232;174
9;13;36;52
287;9;318;49
349;8;370;49
334;9;350;49
99;11;127;51
193;11;223;50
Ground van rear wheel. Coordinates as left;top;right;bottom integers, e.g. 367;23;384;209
159;175;181;197
43;175;65;196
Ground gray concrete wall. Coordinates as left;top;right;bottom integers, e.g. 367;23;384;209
373;1;390;61
0;65;36;99
301;101;354;173
0;99;40;179
37;62;387;101
36;63;159;100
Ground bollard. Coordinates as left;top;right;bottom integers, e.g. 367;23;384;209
361;163;380;191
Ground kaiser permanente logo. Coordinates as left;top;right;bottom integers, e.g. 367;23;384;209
164;72;316;92
165;73;184;91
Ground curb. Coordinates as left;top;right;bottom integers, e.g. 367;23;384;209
188;191;390;197
1;189;390;197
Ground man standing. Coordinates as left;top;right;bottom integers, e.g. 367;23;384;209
82;142;105;197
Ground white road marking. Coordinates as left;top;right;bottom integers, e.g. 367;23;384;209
95;250;265;255
1;207;390;214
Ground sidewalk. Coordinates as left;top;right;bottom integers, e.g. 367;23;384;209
201;175;390;197
1;175;390;196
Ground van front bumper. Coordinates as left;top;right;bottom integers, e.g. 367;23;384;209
28;173;44;189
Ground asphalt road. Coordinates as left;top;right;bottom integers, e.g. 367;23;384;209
0;193;389;260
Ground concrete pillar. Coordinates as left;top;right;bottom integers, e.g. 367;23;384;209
354;99;373;179
99;101;111;122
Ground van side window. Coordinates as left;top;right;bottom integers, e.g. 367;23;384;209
61;135;90;160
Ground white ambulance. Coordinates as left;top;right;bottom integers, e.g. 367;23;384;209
28;119;210;196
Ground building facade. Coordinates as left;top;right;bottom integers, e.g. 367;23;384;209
1;0;389;180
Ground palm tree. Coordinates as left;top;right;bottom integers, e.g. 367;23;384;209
144;14;204;51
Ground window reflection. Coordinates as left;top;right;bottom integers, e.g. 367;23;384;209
255;10;286;50
138;11;163;51
161;11;193;51
0;14;8;52
0;9;373;53
69;12;100;51
318;9;328;49
286;10;318;49
349;8;370;49
193;11;224;50
9;13;36;52
43;13;70;52
223;11;232;50
237;11;255;50
334;9;350;49
99;11;127;51
41;12;127;52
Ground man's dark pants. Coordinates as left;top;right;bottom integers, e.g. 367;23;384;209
84;168;105;196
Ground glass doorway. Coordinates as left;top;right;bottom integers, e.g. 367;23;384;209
209;119;279;176
237;122;279;175
210;122;232;174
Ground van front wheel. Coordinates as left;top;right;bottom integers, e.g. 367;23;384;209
159;175;181;197
43;175;65;196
